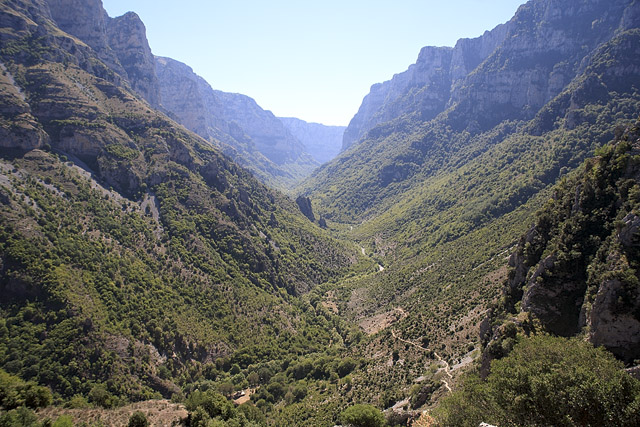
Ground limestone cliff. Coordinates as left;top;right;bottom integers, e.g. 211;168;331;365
107;12;160;108
342;0;636;150
155;56;318;189
212;90;312;167
39;0;317;189
46;0;126;78
0;63;48;149
342;45;456;150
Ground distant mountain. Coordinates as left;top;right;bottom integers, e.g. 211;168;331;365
155;56;318;190
278;117;345;164
340;22;508;151
44;0;320;191
340;0;638;152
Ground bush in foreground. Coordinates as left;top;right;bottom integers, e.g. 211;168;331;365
434;335;640;426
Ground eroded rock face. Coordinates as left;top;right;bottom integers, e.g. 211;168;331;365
342;0;636;150
587;277;640;361
46;0;126;77
295;196;315;222
342;45;456;150
583;216;640;361
155;56;318;188
618;213;640;247
107;12;160;108
0;65;48;150
213;91;309;166
156;55;311;166
521;253;587;336
155;56;228;142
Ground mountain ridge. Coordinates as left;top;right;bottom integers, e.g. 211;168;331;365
154;55;319;190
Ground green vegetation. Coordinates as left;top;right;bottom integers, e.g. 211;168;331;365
481;120;640;366
0;369;51;410
434;335;640;427
340;404;386;427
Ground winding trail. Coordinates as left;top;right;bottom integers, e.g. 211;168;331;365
359;245;385;272
391;329;452;393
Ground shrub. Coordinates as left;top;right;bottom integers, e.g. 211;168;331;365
434;335;640;426
340;404;386;427
127;411;149;427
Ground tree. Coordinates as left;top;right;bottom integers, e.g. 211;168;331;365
337;357;357;378
127;411;149;427
340;404;386;427
247;371;260;387
434;335;640;426
185;390;236;421
88;384;115;409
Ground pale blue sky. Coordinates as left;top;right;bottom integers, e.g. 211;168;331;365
102;0;526;126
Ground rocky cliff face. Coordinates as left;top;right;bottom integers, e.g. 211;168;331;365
37;0;319;189
45;0;162;108
211;90;312;167
447;0;633;131
483;120;640;363
107;12;160;108
155;56;318;189
0;63;48;149
155;56;211;138
46;0;126;78
342;45;456;150
279;117;344;164
342;0;635;150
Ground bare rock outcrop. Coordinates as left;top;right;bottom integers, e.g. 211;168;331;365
0;64;48;149
46;0;126;77
342;0;636;150
107;12;161;108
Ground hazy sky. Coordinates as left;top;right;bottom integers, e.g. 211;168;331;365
102;0;526;126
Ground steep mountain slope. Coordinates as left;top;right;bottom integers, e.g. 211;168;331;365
430;123;640;427
30;0;320;191
278;117;345;164
155;56;318;190
482;120;640;365
0;0;362;406
106;11;160;108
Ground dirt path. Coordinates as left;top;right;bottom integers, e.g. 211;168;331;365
391;329;452;392
233;388;256;405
